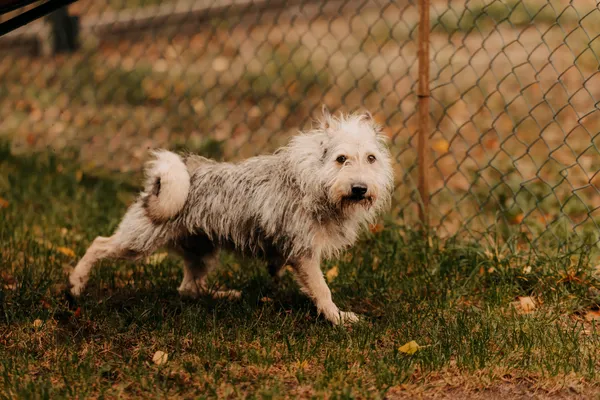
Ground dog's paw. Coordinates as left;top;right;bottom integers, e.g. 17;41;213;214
69;275;85;297
178;287;200;299
337;311;360;325
179;284;241;301
321;305;360;325
210;289;242;300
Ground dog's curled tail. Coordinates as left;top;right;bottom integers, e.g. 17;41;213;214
143;150;190;222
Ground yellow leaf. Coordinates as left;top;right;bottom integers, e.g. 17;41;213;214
517;296;536;313
372;256;380;271
33;319;43;329
152;351;168;365
56;246;76;258
294;360;309;371
512;213;524;224
146;252;168;265
432;139;449;154
326;266;339;282
398;340;421;355
0;197;8;208
369;223;384;234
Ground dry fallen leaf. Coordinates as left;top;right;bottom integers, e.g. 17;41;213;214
1;271;17;290
484;138;498;149
33;319;43;329
432;139;450;154
398;340;421;355
326;266;339;282
369;223;385;234
152;351;168;365
517;296;536;313
372;256;381;271
260;297;273;303
537;214;551;224
294;360;309;371
585;310;600;321
56;246;76;258
523;265;532;274
0;197;8;208
212;56;229;72
512;214;524;224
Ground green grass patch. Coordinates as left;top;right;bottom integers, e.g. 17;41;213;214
1;145;600;398
432;0;573;33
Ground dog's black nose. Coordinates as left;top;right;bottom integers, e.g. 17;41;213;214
351;184;368;196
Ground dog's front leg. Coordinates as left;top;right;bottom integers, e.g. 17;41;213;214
293;256;359;325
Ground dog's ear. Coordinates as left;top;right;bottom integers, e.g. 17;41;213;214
320;104;333;131
322;104;331;119
361;110;381;135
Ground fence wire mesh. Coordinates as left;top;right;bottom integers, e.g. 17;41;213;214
1;0;599;252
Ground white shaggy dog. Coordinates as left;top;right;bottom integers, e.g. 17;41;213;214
69;107;394;325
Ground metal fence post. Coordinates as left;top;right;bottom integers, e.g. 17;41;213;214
47;6;78;54
417;0;431;227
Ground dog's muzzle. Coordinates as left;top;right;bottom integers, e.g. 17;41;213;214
349;184;368;200
342;183;372;204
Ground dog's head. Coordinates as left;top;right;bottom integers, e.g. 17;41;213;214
286;106;394;219
319;107;393;215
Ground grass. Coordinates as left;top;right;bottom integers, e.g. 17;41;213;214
431;0;574;34
2;145;600;398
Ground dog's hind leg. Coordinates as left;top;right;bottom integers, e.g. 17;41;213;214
268;260;287;279
70;199;174;296
178;251;241;300
175;235;241;300
69;235;138;296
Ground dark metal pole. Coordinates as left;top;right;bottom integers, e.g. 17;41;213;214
0;0;78;37
417;0;430;226
47;5;79;53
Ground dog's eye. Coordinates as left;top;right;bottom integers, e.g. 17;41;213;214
367;155;376;163
336;155;347;164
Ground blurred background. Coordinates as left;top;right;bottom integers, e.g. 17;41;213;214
1;0;599;252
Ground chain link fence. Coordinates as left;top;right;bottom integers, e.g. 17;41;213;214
1;0;599;253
